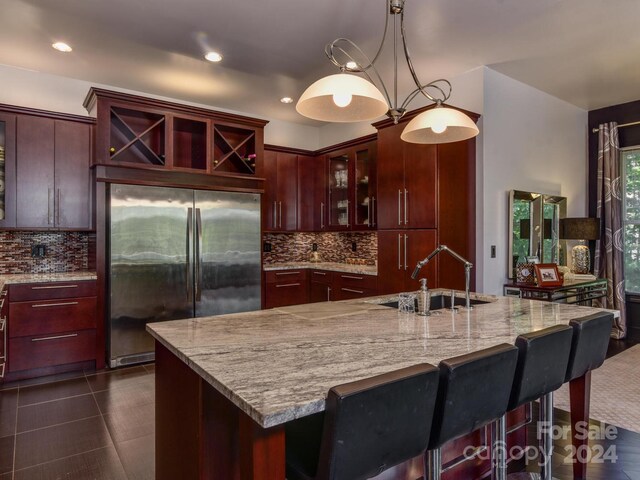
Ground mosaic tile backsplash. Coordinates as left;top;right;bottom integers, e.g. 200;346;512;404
263;232;377;265
0;231;94;274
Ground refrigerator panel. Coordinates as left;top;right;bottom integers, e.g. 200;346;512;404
194;191;261;317
109;184;195;367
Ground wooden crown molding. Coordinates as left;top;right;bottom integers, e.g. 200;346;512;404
266;133;378;157
0;103;96;124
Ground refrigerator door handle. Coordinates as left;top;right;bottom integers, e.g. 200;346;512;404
195;208;203;301
186;208;193;300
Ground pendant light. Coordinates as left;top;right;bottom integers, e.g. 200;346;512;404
296;0;479;144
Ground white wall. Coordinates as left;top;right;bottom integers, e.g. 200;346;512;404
480;68;588;294
0;65;320;150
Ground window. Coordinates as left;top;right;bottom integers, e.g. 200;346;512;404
623;148;640;293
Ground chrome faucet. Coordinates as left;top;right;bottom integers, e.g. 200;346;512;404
411;245;474;310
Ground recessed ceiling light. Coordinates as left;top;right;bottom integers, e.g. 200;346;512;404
346;61;358;69
204;51;223;62
52;42;72;53
280;97;294;104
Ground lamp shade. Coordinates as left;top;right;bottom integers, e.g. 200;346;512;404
559;218;601;240
296;74;388;122
400;105;479;144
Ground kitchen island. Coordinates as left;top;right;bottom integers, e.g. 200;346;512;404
147;291;617;480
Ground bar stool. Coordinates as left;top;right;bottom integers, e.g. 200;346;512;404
564;312;614;480
285;363;440;480
492;325;574;480
425;343;518;480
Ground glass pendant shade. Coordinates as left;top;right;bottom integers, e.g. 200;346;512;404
400;106;479;144
296;74;388;122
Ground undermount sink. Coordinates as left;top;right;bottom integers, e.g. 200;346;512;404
380;294;490;311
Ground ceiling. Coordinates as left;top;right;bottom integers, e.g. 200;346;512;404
2;0;640;124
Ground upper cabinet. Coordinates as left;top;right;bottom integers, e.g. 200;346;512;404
0;113;17;228
85;88;267;178
263;150;298;232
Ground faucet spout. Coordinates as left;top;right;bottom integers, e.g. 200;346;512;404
411;245;474;309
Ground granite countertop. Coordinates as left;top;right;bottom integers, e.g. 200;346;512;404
0;271;97;291
263;262;377;275
147;290;618;429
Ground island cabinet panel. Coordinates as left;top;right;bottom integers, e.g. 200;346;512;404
5;280;99;381
263;150;298;232
264;270;309;308
378;230;438;294
376;122;437;230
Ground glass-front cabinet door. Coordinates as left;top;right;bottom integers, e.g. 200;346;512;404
354;145;375;229
328;152;350;229
0;113;16;228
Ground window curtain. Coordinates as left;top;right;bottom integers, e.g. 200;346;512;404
594;122;626;339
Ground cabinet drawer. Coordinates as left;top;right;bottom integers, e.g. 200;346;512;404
335;273;377;290
265;281;308;309
9;297;97;338
310;270;333;283
265;270;306;284
10;280;96;302
9;329;96;372
334;287;378;301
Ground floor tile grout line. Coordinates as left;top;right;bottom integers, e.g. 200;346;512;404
17;391;95;409
11;446;116;475
88;371;130;480
11;387;19;480
14;414;104;436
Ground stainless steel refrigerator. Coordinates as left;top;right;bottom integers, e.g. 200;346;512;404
108;184;261;367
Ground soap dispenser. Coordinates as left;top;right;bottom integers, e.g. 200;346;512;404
417;278;430;316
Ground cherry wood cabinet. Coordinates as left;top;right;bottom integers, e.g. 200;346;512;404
297;155;325;232
0;113;17;228
377;230;438;294
264;270;309;308
5;280;99;381
0;289;6;382
309;270;333;302
263;150;298;231
12;113;93;230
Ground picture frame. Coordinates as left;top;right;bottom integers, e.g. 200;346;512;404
534;263;563;287
515;263;536;284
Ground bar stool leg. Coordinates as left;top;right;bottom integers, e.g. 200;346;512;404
539;392;554;480
493;415;507;480
425;448;442;480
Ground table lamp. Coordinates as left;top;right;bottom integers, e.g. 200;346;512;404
559;218;601;274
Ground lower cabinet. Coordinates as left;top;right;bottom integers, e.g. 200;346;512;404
265;268;378;308
0;289;7;382
6;280;98;380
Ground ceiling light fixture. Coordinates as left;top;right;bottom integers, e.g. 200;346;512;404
280;97;294;104
204;51;223;62
52;42;72;53
296;0;479;144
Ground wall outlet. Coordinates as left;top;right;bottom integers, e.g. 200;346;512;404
31;245;46;257
491;245;496;258
263;242;272;253
351;242;357;252
312;243;318;252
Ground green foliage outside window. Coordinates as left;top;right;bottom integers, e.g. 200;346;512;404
624;149;640;292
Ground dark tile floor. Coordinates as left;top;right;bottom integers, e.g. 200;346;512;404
0;364;154;480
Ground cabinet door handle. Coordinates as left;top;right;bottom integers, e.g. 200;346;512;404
398;190;402;225
275;271;300;276
398;234;402;270
32;301;79;308
313;272;327;276
320;202;325;229
32;285;78;290
0;363;5;379
56;189;61;225
404;189;408;225
279;201;283;229
342;288;364;294
276;283;301;288
0;318;5;332
371;197;376;227
367;199;371;227
31;333;78;342
404;234;408;270
273;201;277;229
47;188;53;225
327;286;331;301
341;275;363;280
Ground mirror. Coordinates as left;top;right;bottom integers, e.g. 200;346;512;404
508;190;567;278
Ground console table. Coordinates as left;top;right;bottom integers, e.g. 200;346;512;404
504;279;608;306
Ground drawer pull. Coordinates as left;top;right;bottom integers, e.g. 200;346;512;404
313;272;327;276
31;285;79;290
32;301;79;308
0;318;5;332
32;333;78;342
276;283;301;288
0;290;7;297
0;363;5;379
341;275;363;280
342;288;364;294
275;272;300;276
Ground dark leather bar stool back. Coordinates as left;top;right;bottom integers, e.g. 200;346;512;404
565;312;614;382
509;324;574;410
428;343;518;451
285;363;440;480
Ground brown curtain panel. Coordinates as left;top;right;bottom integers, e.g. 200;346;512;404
594;122;626;339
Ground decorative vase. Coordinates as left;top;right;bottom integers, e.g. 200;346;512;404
571;244;590;274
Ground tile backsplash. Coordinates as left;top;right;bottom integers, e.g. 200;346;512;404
0;231;94;274
263;232;377;265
